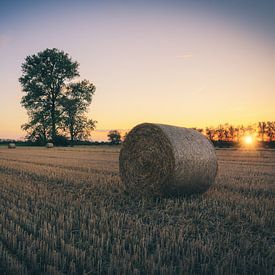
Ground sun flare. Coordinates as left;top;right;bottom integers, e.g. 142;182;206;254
244;135;253;145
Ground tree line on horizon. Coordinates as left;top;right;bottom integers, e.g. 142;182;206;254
1;122;275;147
197;121;275;143
109;121;275;147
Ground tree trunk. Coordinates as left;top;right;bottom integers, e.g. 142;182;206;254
51;113;56;142
51;99;56;142
70;125;74;147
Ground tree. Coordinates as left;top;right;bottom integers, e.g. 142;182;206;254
205;127;215;141
246;125;255;136
216;125;225;142
239;125;246;140
19;48;79;143
107;130;121;145
224;128;230;141
234;127;241;142
266;121;275;142
228;125;235;142
258;122;267;142
63;115;97;145
62;80;96;145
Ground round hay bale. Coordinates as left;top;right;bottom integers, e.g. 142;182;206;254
46;143;54;148
119;123;218;197
8;143;16;149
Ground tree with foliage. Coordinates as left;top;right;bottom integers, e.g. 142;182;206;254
19;48;96;144
62;80;96;145
107;130;121;145
21;110;50;145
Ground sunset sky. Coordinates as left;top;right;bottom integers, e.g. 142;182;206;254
0;0;274;141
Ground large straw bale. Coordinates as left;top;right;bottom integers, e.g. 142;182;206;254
119;123;218;197
8;143;16;149
46;143;54;148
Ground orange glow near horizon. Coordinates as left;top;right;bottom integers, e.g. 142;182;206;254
244;135;253;145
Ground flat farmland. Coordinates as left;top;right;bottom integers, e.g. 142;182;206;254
0;147;274;274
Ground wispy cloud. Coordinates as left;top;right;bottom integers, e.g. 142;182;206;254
176;53;193;60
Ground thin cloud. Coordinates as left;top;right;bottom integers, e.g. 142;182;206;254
176;54;193;60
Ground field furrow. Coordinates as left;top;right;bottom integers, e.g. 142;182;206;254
0;147;274;274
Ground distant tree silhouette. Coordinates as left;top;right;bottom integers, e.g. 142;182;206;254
224;128;230;141
258;122;267;142
200;121;275;147
216;125;225;142
246;125;255;136
239;125;246;140
107;130;121;145
228;125;235;141
234;127;241;142
266;121;275;142
205;127;215;141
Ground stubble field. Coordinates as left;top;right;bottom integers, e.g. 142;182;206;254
0;146;274;274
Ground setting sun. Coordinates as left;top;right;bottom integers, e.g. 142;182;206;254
244;135;253;145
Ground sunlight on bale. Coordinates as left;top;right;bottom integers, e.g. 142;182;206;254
8;143;16;149
46;143;54;148
119;123;218;197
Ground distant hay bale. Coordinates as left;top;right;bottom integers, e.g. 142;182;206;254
46;143;54;148
119;123;218;197
8;143;16;149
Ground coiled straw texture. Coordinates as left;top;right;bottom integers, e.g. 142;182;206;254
119;123;218;197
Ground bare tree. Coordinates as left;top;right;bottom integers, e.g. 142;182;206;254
205;127;215;141
258;122;267;142
266;121;275;142
216;125;225;141
228;125;235;142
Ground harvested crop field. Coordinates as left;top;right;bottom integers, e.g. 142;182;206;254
0;147;274;274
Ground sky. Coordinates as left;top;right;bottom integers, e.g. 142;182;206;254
0;0;274;141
